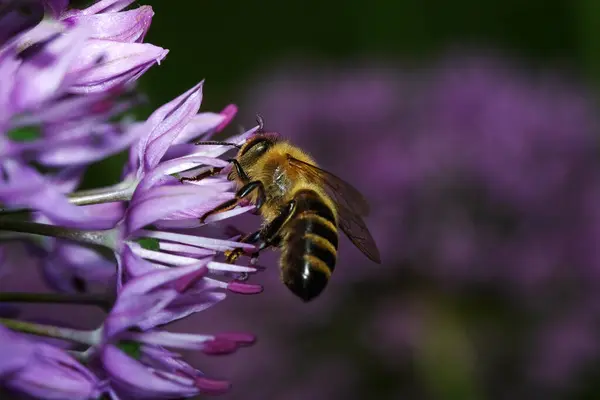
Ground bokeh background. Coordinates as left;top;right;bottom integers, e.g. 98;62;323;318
82;0;600;398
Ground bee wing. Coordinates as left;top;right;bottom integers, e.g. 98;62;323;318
337;203;382;263
287;155;370;216
287;155;381;264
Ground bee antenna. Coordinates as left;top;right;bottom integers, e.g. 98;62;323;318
255;114;265;131
194;140;241;149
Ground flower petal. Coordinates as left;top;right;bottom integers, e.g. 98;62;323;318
67;39;167;94
126;331;214;350
7;343;101;400
120;243;162;277
37;123;147;167
0;48;21;127
41;241;116;293
62;6;153;43
172;112;227;144
45;166;86;194
101;345;199;398
135;229;256;252
0;325;34;377
136;153;229;193
125;184;226;235
0;161;123;229
105;289;178;338
12;22;90;112
106;262;207;336
137;291;226;330
137;82;204;174
71;0;136;16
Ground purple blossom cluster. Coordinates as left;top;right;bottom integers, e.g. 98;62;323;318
0;1;263;398
230;56;600;397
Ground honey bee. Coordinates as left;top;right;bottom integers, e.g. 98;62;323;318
186;116;381;301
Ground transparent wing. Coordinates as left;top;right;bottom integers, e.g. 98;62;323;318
337;203;382;263
287;155;381;263
287;155;370;216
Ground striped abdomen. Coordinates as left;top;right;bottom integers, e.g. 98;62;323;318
280;189;338;302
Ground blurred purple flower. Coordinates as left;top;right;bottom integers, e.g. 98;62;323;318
41;241;116;293
0;324;34;377
0;0;44;46
0;324;102;399
42;0;68;18
232;55;600;398
242;56;600;290
6;342;103;400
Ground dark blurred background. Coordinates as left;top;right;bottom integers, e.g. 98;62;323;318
100;0;600;398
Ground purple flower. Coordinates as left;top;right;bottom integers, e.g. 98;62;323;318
41;240;117;293
0;161;124;229
4;88;145;167
97;263;255;398
0;325;102;399
10;22;91;114
104;261;211;337
0;324;34;377
6;343;103;399
67;38;167;94
0;2;268;398
102;344;232;398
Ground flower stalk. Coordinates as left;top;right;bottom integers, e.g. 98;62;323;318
1;180;138;215
67;180;137;206
0;219;117;249
0;292;112;310
0;318;101;346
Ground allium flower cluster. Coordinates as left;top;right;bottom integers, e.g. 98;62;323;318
0;1;262;398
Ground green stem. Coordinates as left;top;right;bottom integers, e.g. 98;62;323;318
0;180;137;215
0;219;116;249
68;180;136;206
0;292;112;311
0;318;101;345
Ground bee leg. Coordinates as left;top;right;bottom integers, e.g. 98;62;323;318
248;200;297;258
224;230;262;263
199;180;266;223
181;158;246;184
261;200;297;242
179;166;224;183
225;200;295;263
236;180;266;211
226;159;249;183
